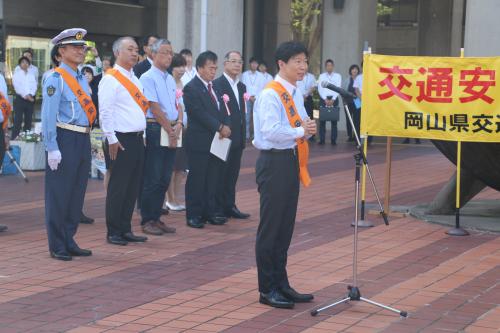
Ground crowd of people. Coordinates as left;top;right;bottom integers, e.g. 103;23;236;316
0;26;370;309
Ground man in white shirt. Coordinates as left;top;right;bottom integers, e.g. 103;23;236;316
133;34;159;79
99;36;148;246
14;49;39;82
297;71;317;141
241;57;266;140
180;49;197;86
11;56;37;139
258;61;273;84
253;41;316;309
317;59;342;145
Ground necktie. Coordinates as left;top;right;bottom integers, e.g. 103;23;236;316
207;82;217;105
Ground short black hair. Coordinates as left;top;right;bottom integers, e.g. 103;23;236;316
51;46;61;67
195;51;217;70
23;49;34;57
81;66;94;76
180;49;192;57
249;57;258;64
259;61;268;67
171;53;187;68
349;64;360;75
18;56;31;66
275;41;308;68
325;59;334;66
143;34;160;47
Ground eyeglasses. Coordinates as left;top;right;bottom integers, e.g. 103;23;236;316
226;60;243;65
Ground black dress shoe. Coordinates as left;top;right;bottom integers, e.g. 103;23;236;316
280;287;314;303
259;290;294;309
318;141;325;145
50;251;72;261
122;232;148;242
226;206;250;219
68;247;92;256
187;217;204;229
161;208;169;215
206;215;227;225
0;224;8;232
107;235;128;246
80;214;94;224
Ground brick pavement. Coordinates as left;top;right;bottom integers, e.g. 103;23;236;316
0;140;498;333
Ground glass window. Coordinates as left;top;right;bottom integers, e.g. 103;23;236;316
378;0;419;27
5;35;52;82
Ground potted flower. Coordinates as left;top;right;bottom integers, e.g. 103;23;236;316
10;130;46;170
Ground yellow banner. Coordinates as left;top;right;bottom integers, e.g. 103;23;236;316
360;54;500;142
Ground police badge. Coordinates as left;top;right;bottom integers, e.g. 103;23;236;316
47;85;56;97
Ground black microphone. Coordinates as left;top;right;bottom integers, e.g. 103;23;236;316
320;81;357;99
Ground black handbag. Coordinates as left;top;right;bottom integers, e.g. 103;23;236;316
319;105;340;121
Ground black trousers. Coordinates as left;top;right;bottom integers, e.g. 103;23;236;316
345;102;356;139
304;95;314;120
105;132;144;237
216;147;243;212
11;96;34;140
255;149;299;293
45;128;90;254
0;126;5;166
185;150;224;219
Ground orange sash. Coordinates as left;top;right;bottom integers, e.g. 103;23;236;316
54;67;96;126
106;68;149;115
266;81;311;187
0;92;12;130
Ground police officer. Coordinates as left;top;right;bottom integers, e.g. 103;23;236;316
42;28;95;261
253;41;316;308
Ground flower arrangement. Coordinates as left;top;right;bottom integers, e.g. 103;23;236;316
16;130;42;143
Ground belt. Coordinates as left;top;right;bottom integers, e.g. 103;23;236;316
261;148;296;155
116;131;144;137
146;118;178;126
56;122;91;134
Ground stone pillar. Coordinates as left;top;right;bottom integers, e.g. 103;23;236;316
464;0;500;56
321;0;377;135
168;0;244;63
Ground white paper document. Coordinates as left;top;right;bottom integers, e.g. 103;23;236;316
210;134;232;161
160;128;182;147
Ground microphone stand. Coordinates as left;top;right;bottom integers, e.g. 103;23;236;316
5;148;29;182
311;95;407;318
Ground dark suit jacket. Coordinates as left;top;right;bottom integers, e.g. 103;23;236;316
133;59;152;78
184;76;230;153
213;75;246;149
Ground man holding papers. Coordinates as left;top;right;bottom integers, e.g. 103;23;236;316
213;51;251;220
139;39;179;236
99;36;148;246
183;51;231;229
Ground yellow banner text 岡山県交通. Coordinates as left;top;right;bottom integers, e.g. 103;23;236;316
360;54;500;142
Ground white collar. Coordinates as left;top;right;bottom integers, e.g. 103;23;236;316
147;57;153;65
275;74;296;96
114;64;135;79
223;72;239;86
196;73;211;88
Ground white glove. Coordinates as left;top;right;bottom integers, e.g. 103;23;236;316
48;150;62;171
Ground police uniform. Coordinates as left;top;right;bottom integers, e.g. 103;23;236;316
42;28;93;261
253;74;314;308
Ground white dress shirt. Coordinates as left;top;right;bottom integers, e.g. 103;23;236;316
262;72;273;85
181;66;197;86
0;74;8;124
241;70;266;97
252;74;309;150
297;72;316;97
196;73;219;109
98;64;147;144
12;69;37;98
223;72;240;107
318;72;342;101
353;73;363;96
14;64;39;81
